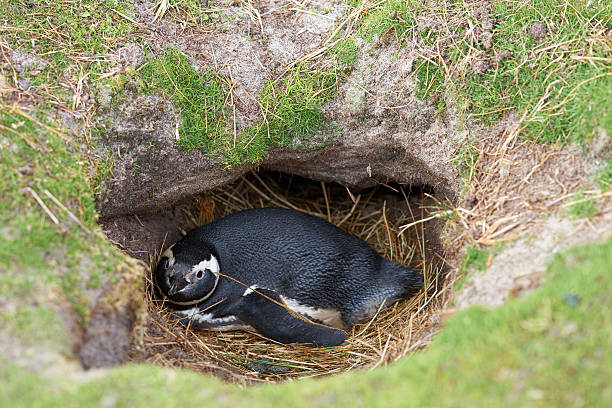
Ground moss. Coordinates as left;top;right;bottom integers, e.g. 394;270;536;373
0;108;128;327
140;50;338;165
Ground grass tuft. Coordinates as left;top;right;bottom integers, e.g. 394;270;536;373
328;38;360;68
239;64;338;163
596;159;612;191
141;49;232;154
451;141;480;185
139;50;338;166
350;0;611;145
462;246;492;272
565;192;599;219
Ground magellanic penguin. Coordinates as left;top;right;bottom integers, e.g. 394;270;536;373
154;207;423;347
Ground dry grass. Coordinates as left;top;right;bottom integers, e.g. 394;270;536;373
131;172;449;384
448;123;610;251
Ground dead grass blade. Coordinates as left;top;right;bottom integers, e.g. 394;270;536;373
131;172;449;383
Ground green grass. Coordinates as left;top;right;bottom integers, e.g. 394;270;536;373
0;0;138;196
328;38;360;68
237;63;338;164
415;60;447;111
348;0;612;145
462;246;493;272
0;107;126;326
3;238;611;407
153;0;231;24
0;101;145;340
565;192;599;219
454;244;505;291
462;0;611;143
357;0;418;42
1;0;135;106
451;141;480;185
90;150;115;195
595;159;612;191
0;285;71;355
140;49;232;154
1;0;133;56
139;50;338;165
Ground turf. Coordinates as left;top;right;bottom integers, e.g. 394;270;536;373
140;49;232;155
565;192;600;219
1;0;134;106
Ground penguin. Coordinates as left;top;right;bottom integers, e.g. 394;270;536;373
154;207;423;347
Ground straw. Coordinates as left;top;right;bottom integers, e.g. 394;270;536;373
132;172;448;384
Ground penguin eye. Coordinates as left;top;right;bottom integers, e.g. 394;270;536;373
161;258;170;270
196;270;203;279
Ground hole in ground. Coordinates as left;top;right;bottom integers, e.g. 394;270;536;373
102;171;451;384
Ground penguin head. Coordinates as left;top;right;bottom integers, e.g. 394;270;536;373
154;244;220;305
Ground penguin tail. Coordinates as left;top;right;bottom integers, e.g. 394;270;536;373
348;260;424;326
381;259;424;298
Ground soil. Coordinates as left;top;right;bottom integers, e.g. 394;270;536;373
131;0;347;129
472;5;495;49
529;21;548;41
455;210;612;308
79;307;135;368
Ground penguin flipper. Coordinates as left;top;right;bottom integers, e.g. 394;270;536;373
231;289;347;347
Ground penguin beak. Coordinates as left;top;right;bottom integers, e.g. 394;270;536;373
167;271;189;296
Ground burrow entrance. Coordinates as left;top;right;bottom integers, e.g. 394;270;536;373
102;170;451;384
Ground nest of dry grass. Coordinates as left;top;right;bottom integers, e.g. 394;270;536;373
133;172;450;384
